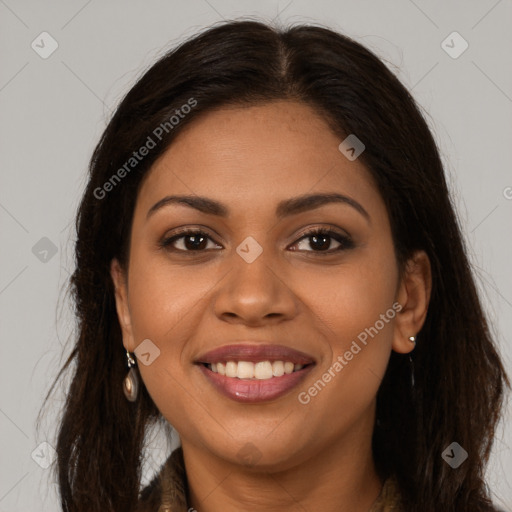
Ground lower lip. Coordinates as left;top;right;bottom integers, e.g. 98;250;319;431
197;364;314;403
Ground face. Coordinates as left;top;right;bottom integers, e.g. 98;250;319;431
112;100;429;471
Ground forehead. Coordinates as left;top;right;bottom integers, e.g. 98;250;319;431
136;100;382;220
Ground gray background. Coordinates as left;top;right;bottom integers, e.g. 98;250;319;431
1;0;511;510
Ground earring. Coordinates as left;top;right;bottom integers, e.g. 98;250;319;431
408;335;416;388
123;350;139;402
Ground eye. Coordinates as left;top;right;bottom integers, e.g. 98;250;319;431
159;226;354;255
290;227;354;253
159;229;222;253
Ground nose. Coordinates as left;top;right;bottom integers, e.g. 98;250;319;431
212;247;299;327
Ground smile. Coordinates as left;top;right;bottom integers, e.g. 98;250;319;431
195;343;316;403
204;360;306;380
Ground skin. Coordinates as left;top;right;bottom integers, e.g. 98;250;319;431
111;100;431;512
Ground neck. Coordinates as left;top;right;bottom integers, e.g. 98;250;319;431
180;409;383;512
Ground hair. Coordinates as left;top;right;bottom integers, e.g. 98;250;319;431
39;18;509;512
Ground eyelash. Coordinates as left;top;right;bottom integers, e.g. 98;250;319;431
158;227;355;255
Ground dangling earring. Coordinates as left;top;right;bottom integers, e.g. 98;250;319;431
123;350;139;402
408;335;416;388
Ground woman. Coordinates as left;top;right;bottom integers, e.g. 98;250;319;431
42;19;509;511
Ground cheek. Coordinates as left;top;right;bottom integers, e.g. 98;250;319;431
297;240;398;417
306;239;398;349
127;248;207;341
124;250;209;412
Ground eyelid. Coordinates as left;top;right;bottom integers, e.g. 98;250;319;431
290;226;354;252
294;225;351;241
159;227;222;252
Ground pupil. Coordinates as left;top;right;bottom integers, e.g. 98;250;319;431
311;234;330;251
186;235;207;250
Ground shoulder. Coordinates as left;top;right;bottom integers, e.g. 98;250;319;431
136;447;189;512
135;470;163;512
369;475;404;512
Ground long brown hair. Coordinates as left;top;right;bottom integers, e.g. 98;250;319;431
39;19;509;511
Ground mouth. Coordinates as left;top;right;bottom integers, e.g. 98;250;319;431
195;343;316;403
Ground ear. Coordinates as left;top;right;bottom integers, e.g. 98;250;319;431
393;250;432;354
110;258;135;352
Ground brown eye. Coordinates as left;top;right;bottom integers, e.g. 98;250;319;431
291;228;354;253
160;230;222;252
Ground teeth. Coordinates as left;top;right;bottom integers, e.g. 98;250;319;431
225;361;237;378
237;361;254;379
284;362;294;374
254;361;273;379
272;361;284;377
207;360;306;380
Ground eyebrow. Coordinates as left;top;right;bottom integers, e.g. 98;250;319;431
146;192;371;223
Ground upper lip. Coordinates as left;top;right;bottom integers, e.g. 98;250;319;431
195;343;316;365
